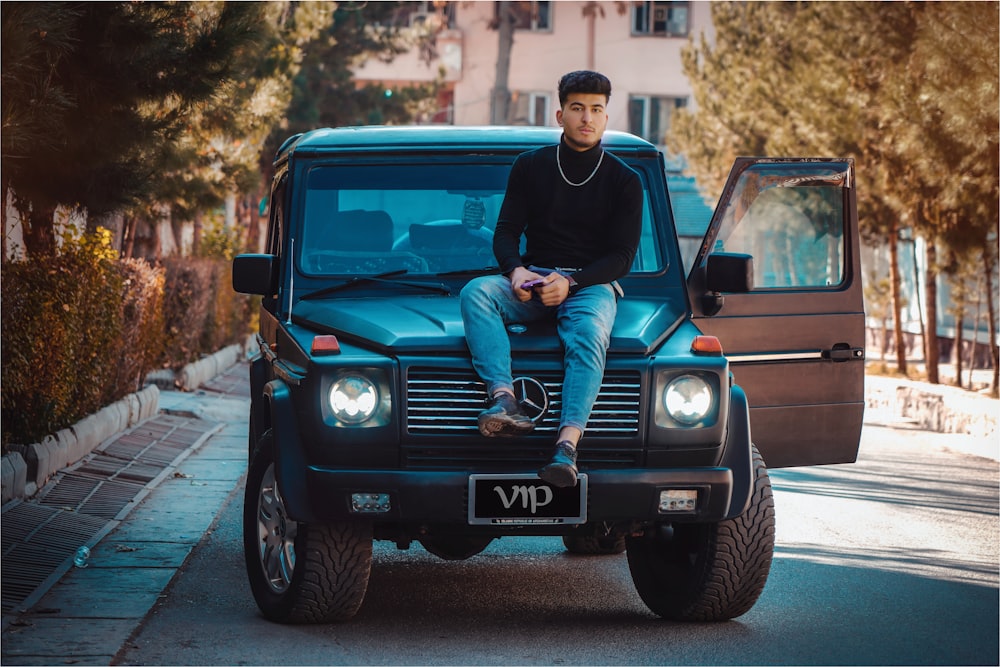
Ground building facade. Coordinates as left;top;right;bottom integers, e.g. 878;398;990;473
353;1;711;142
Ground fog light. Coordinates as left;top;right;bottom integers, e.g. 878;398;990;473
659;489;698;512
351;493;391;513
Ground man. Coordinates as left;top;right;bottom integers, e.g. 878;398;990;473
459;70;643;488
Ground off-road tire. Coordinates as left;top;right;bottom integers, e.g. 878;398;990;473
625;445;775;621
244;432;372;623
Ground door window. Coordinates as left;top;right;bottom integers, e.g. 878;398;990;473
708;163;851;289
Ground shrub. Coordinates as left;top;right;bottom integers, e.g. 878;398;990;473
111;258;166;398
156;257;254;369
2;231;253;453
1;230;165;447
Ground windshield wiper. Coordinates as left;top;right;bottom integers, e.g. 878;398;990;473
300;269;450;300
436;266;500;277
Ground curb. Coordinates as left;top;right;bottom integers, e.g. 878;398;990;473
865;375;997;439
0;342;248;505
0;385;159;505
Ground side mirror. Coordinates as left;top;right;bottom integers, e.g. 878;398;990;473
233;254;278;296
701;253;753;316
706;252;754;293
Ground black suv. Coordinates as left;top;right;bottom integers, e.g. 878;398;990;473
233;125;865;623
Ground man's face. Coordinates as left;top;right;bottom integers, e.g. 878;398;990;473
556;92;609;151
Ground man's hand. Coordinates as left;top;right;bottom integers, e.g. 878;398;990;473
510;267;540;302
510;267;570;306
534;273;570;306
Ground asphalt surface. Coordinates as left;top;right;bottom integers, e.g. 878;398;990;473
0;363;996;666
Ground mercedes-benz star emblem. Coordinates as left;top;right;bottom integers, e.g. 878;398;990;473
512;376;548;423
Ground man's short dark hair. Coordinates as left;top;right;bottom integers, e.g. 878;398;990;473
558;70;612;106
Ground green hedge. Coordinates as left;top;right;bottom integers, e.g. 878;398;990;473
157;257;252;368
1;232;252;452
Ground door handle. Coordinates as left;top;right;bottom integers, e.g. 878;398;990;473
824;343;865;362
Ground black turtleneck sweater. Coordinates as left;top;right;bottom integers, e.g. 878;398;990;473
493;136;643;291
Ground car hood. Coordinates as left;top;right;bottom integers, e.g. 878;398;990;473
293;294;686;356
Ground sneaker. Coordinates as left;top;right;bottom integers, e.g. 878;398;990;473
538;440;578;488
477;392;535;437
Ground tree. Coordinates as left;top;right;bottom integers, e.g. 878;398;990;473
669;1;999;391
279;1;439;142
2;2;267;258
136;2;335;258
490;1;517;125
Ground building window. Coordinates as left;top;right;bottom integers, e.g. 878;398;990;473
632;1;689;37
497;1;552;32
628;95;687;145
511;91;552;126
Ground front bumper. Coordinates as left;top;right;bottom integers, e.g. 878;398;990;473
298;466;735;526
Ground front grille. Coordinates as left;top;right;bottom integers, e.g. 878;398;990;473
406;369;641;436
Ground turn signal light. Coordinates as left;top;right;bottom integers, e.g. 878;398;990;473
691;335;723;356
311;335;341;355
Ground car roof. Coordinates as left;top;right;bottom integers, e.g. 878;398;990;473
278;125;658;162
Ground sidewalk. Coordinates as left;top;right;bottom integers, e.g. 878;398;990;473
1;363;250;666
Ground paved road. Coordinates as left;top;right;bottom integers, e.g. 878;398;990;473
110;417;998;666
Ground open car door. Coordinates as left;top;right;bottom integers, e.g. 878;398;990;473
688;158;865;468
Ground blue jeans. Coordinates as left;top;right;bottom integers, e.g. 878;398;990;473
460;274;617;434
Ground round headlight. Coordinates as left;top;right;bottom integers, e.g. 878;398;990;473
329;376;379;424
663;375;713;425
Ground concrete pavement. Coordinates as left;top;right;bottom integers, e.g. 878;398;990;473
1;364;250;666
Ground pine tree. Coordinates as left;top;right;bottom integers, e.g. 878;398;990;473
2;2;267;257
668;1;998;390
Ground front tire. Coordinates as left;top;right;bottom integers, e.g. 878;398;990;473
625;445;775;621
243;433;372;623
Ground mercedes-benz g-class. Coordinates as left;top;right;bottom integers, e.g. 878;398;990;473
232;125;865;623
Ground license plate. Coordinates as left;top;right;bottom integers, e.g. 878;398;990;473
468;473;588;525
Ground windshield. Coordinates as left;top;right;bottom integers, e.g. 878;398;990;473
298;160;662;277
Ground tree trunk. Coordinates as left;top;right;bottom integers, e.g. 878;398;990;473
491;1;515;125
122;214;136;259
924;238;939;384
22;204;58;257
969;273;984;389
953;309;964;388
984;248;999;397
889;223;907;374
192;209;203;257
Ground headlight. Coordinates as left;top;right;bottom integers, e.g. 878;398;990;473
329;375;379;424
663;375;713;425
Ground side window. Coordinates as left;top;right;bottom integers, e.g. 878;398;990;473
632;188;662;273
712;165;848;289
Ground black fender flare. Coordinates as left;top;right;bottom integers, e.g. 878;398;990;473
720;383;755;520
263;379;318;523
248;353;270;450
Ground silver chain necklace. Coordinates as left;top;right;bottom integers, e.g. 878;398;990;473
557;143;605;187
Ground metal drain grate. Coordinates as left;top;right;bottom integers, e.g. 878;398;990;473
37;474;145;520
1;504;108;613
2;413;223;614
76;453;163;485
